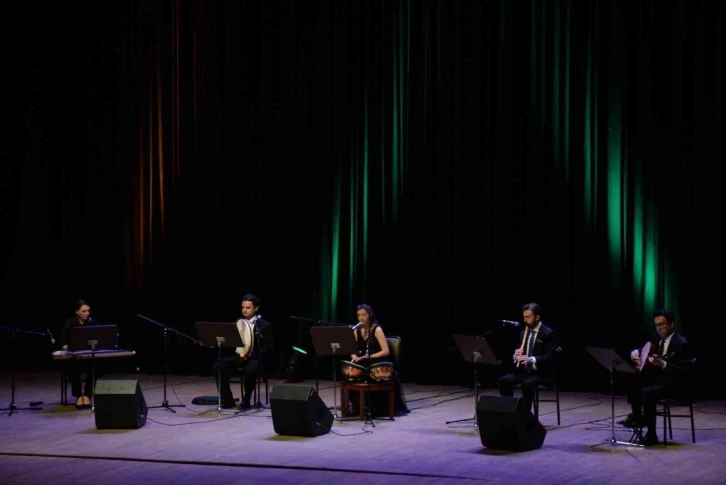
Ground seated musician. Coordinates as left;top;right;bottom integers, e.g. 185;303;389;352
212;294;274;410
59;299;104;408
348;304;409;416
497;302;559;413
619;309;693;446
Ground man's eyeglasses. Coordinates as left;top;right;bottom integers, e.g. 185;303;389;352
654;322;669;328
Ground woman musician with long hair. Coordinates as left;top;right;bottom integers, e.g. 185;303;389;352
344;304;409;417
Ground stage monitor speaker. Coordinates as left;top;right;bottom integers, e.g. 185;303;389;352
476;395;546;452
94;378;147;430
270;384;333;437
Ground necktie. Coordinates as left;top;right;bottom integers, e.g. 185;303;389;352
527;332;535;356
658;338;665;356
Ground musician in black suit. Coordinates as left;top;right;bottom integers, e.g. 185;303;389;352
212;294;274;410
59;299;104;408
497;302;560;413
620;309;694;446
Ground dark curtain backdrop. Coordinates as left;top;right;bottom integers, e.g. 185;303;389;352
1;1;722;396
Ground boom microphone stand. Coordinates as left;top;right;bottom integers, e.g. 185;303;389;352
0;326;46;416
137;314;203;413
362;335;376;428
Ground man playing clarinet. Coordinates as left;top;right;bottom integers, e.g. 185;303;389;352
497;302;560;414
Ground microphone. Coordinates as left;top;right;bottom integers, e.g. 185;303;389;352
498;319;520;327
46;329;56;345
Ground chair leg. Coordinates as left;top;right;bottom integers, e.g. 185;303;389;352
555;388;561;425
61;371;67;405
533;390;539;418
689;401;696;443
264;379;269;404
668;411;673;439
662;404;668;444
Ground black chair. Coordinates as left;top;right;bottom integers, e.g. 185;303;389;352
655;357;697;444
230;366;269;408
656;396;696;444
514;376;561;425
533;378;561;425
386;336;401;372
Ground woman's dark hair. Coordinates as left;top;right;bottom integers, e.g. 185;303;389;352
356;303;378;324
75;299;90;311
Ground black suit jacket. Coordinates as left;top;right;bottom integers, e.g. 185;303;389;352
250;318;274;362
516;323;559;376
642;332;693;388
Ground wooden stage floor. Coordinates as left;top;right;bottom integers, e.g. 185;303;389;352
1;371;725;484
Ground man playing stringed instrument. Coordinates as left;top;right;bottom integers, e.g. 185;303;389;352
620;309;693;446
212;294;274;410
497;302;560;414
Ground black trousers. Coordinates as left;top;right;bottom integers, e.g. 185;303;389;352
626;373;671;435
67;360;105;398
497;371;549;413
212;355;262;405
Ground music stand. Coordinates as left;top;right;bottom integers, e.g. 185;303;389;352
447;334;500;428
309;326;358;420
0;326;46;416
70;325;118;412
585;346;642;448
195;322;244;413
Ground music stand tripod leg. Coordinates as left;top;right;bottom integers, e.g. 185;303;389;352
216;339;223;414
332;355;339;418
199;337;226;416
446;358;478;427
591;362;643;449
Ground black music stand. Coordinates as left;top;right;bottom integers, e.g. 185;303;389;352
70;325;118;412
309;326;358;420
446;334;500;428
0;326;46;416
195;322;244;413
137;314;202;413
585;346;642;448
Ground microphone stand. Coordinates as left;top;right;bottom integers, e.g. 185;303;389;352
363;333;376;428
0;326;46;416
137;314;202;413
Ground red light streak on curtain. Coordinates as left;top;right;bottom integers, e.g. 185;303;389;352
124;1;200;290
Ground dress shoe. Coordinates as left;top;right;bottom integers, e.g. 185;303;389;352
619;414;644;428
237;400;252;411
639;434;659;446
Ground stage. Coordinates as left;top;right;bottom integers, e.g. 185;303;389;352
1;372;724;484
